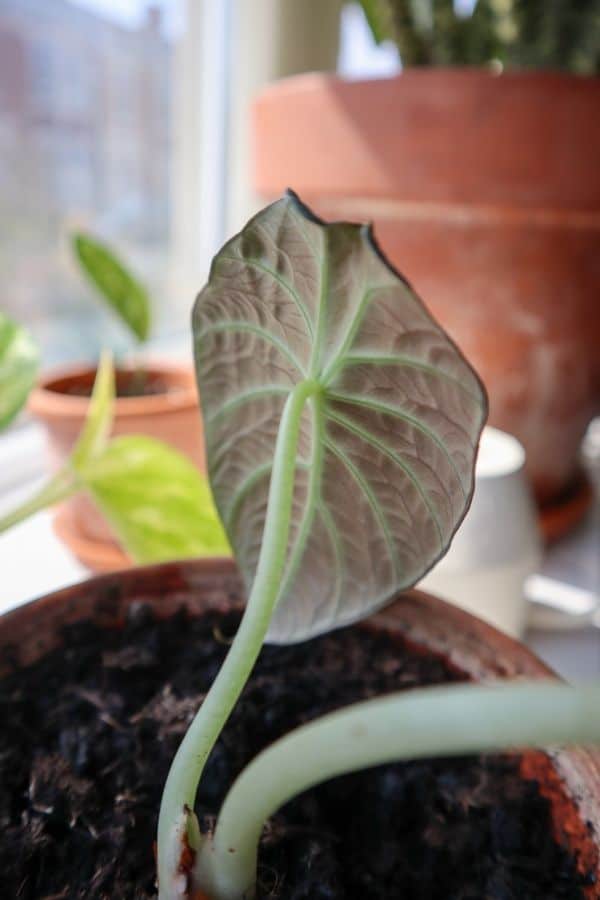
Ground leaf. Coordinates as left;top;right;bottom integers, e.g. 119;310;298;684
193;191;487;643
356;0;392;44
72;232;151;342
80;435;231;564
71;350;115;467
0;312;39;429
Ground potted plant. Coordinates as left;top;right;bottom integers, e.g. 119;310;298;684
28;234;205;570
0;319;229;567
252;2;600;538
2;194;600;898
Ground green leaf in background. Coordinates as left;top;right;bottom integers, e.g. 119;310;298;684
356;0;392;44
193;191;487;642
0;312;39;430
72;232;151;343
80;435;231;564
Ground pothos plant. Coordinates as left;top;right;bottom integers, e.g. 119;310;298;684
0;317;229;563
0;312;39;430
72;232;151;347
156;191;600;900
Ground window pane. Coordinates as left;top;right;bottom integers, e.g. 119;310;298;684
0;0;185;365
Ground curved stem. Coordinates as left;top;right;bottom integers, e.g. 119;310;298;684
200;681;600;900
157;379;321;900
0;469;79;533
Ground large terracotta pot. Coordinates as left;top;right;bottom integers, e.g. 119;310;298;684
253;69;600;511
2;558;600;894
28;362;205;572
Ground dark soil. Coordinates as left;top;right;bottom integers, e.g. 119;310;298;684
52;369;172;398
0;606;592;900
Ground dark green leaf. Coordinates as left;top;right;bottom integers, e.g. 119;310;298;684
356;0;392;44
72;233;151;342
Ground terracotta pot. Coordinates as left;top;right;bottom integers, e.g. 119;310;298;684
28;362;205;571
253;69;600;511
2;557;600;894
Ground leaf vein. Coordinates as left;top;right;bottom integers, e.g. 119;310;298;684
328;391;468;499
219;255;314;340
324;438;400;585
199;321;306;377
326;408;444;550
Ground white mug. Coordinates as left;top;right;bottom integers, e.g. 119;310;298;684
420;426;542;637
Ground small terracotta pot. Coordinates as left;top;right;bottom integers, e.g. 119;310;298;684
2;558;600;894
253;69;600;514
28;363;205;571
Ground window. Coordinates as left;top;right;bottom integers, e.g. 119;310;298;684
0;0;183;365
0;0;399;368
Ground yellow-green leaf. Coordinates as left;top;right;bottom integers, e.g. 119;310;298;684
0;312;39;429
71;351;115;467
80;435;231;564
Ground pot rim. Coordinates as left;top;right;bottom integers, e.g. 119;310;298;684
28;360;199;419
2;556;600;895
258;67;600;99
0;556;554;676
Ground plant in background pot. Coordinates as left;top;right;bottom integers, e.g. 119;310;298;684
28;234;206;571
0;311;39;430
253;1;600;539
0;328;229;565
2;194;600;900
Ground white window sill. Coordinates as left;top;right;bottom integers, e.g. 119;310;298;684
0;508;88;613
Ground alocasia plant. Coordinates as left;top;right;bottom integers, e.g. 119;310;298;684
156;193;600;900
157;191;488;894
194;191;486;641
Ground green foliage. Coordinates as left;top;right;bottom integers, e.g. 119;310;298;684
356;0;600;72
72;233;152;343
200;680;600;900
0;354;229;564
156;192;487;898
82;435;230;564
194;191;487;642
0;312;39;430
71;350;115;466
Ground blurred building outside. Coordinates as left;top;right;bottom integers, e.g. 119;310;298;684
0;0;173;362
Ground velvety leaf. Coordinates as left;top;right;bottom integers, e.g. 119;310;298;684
193;192;487;642
80;435;231;564
0;312;39;429
72;232;151;342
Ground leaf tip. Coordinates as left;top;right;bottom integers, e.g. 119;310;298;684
284;188;326;227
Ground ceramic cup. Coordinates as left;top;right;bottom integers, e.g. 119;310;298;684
420;426;542;637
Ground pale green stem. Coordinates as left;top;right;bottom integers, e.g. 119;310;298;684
157;379;321;900
198;681;600;900
0;469;79;533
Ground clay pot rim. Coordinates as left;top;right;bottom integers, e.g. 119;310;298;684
28;361;199;419
258;67;600;101
0;556;559;681
2;556;600;895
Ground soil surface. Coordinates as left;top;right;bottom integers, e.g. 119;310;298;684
52;369;173;398
0;606;592;900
